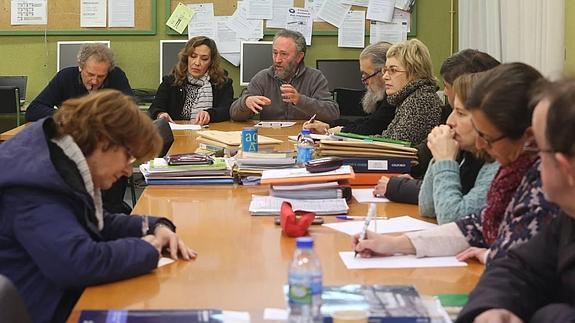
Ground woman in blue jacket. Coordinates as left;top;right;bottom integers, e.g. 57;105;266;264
0;90;197;323
148;36;234;126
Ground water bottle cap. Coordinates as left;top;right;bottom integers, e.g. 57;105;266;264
296;237;314;248
301;129;311;135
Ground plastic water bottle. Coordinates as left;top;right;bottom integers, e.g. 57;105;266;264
288;237;323;323
296;129;315;166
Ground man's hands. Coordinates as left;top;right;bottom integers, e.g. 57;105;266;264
245;96;272;114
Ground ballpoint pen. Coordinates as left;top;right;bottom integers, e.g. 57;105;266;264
307;113;316;124
337;215;387;220
355;203;376;258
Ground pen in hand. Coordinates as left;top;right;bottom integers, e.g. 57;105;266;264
355;203;377;258
307;114;316;124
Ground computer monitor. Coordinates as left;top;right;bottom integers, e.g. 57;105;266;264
57;41;111;71
159;40;187;82
240;41;273;86
0;76;27;104
316;59;363;92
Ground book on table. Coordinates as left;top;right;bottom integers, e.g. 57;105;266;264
248;195;349;216
79;309;225;322
260;165;355;185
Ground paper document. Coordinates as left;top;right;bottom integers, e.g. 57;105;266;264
81;0;106;27
352;188;390;203
255;121;296;128
187;3;216;39
11;0;48;25
266;0;294;28
317;0;351;28
166;2;194;34
341;0;369;6
323;215;437;236
157;257;175;268
246;0;273;19
227;1;264;40
169;123;202;131
288;133;333;141
272;181;340;191
221;53;240;66
339;252;468;269
338;10;366;48
261;165;352;180
108;0;134;27
264;308;288;321
369;20;407;44
366;0;395;23
286;7;313;45
249;195;348;215
215;16;241;53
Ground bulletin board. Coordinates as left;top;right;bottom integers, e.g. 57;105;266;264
0;0;157;35
166;0;416;37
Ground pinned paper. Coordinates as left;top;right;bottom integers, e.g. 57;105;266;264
166;2;194;34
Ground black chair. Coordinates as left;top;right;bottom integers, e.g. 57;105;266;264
0;275;32;323
0;86;21;126
333;87;367;118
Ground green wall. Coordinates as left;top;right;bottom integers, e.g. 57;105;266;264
1;0;455;100
566;0;575;73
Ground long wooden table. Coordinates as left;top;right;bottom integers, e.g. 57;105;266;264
1;121;482;322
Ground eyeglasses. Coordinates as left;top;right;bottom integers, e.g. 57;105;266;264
361;70;381;84
471;120;506;147
522;145;555;154
382;66;407;76
123;146;137;165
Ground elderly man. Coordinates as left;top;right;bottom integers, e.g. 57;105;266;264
25;43;134;214
25;43;133;122
230;29;339;122
304;41;395;135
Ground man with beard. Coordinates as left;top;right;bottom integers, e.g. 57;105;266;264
230;29;339;122
303;41;395;135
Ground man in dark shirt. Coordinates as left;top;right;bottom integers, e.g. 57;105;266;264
26;43;134;214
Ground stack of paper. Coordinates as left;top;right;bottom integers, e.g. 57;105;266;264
235;150;296;176
140;157;234;185
317;139;417;159
248;195;349;216
270;181;352;200
260;165;355;185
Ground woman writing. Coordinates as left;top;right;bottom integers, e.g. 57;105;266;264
148;36;233;126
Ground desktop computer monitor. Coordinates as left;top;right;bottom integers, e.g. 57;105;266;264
240;41;273;86
316;59;363;92
57;41;111;71
0;76;27;105
159;40;188;82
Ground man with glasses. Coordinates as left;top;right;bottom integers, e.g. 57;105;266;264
230;29;338;121
304;41;396;135
26;43;134;214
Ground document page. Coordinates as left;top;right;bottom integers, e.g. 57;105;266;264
266;0;294;28
323;215;437;236
317;0;351;28
339;252;467;269
249;195;349;215
338;10;366;48
352;188;390;203
108;0;134;27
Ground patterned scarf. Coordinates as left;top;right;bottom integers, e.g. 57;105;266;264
386;78;438;107
181;73;213;120
482;152;538;245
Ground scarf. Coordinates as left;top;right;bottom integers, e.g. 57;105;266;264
386;78;438;107
181;73;213;120
51;135;104;231
482;152;538;245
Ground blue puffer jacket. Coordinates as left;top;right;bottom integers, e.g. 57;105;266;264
0;118;160;323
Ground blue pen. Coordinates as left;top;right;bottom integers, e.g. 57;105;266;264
337;215;387;220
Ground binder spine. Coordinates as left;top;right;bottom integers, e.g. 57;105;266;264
342;158;411;173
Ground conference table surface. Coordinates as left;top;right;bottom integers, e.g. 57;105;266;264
0;121;483;322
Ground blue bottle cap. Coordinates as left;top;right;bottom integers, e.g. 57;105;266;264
296;237;313;249
301;129;311;135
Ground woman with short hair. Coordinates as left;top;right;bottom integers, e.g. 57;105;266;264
149;36;233;125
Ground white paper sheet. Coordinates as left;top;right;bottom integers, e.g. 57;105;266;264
393;8;410;32
222;311;251;322
266;0;294;28
261;165;352;180
215;16;241;53
317;0;351;28
187;3;216;39
11;0;47;25
351;188;390;203
287;134;333;141
169;123;202;131
338;10;365;48
286;7;313;45
227;1;264;40
323;215;437;236
108;0;134;27
249;195;349;215
369;20;407;44
221;53;241;66
339;252;468;269
247;0;273;19
341;0;369;6
366;0;395;23
157;257;175;268
81;0;106;27
263;308;289;320
255;121;297;128
305;0;325;22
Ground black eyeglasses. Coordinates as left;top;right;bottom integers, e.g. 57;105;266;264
522;145;555;154
471;120;506;147
361;70;381;84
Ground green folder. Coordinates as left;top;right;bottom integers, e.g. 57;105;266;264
335;132;412;146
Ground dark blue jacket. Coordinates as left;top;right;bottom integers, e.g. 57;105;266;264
25;66;133;121
0;119;160;323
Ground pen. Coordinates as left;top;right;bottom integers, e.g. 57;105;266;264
307;114;316;124
337;215;387;220
355;203;376;258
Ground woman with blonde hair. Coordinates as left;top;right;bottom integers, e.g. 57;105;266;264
0;90;197;322
149;36;233;125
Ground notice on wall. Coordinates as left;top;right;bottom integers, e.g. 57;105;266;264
11;0;47;25
81;0;107;28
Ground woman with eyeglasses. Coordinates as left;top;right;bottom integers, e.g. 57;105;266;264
0;90;197;323
353;63;560;265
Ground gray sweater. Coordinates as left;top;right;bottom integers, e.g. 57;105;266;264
419;159;500;225
230;62;339;122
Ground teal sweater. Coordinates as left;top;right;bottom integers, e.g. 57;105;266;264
419;159;499;224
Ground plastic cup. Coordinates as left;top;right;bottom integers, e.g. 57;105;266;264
331;310;369;323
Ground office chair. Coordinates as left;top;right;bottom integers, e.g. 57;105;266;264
0;86;21;126
333;87;367;118
0;275;32;323
128;118;175;206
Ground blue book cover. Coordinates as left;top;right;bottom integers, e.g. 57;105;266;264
342;158;412;173
79;309;223;323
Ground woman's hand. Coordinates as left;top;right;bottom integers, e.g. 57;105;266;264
303;120;329;134
194;111;210;126
427;125;459;161
157;112;175;123
352;232;415;258
456;247;489;264
153;225;198;260
373;176;391;197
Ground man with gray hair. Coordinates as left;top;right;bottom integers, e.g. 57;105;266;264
304;41;396;135
26;43;133;122
230;29;339;121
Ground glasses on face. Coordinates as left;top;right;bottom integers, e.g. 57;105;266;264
522;145;555;155
471;120;506;148
382;66;407;76
123;147;137;165
361;70;381;84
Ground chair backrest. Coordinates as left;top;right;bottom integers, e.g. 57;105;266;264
0;275;32;323
0;76;27;103
0;86;20;114
153;118;174;157
333;87;367;117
